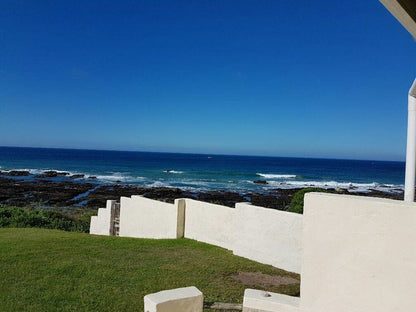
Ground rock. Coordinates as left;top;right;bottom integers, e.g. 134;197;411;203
197;191;246;207
88;176;97;180
35;171;68;178
0;177;96;207
69;174;85;179
0;170;31;176
0;176;406;211
253;180;268;185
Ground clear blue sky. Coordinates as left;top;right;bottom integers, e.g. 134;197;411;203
0;1;415;161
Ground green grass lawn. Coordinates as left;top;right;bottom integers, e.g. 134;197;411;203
0;228;299;311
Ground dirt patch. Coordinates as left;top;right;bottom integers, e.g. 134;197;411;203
231;272;299;287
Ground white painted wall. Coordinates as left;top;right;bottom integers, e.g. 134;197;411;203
300;193;416;312
234;203;302;274
89;196;303;273
85;196;302;272
119;196;184;239
135;193;416;311
183;200;302;273
184;199;236;250
242;193;416;312
89;200;115;236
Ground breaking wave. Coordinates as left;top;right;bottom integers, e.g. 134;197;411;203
92;174;137;183
145;181;171;188
257;173;297;179
264;180;403;193
0;166;404;194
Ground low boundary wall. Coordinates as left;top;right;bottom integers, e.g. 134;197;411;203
90;200;116;236
184;199;302;273
119;196;185;239
234;203;302;273
184;199;236;250
91;196;302;273
139;193;416;311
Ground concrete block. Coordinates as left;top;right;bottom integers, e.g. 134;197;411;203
144;286;203;312
243;289;300;312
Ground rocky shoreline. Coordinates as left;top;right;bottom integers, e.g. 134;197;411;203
0;170;404;215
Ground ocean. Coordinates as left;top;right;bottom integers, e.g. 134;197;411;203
0;146;405;193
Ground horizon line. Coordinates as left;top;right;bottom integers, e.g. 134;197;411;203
0;145;405;163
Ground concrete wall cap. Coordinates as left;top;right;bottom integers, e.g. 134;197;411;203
144;286;202;304
243;289;300;312
305;192;416;206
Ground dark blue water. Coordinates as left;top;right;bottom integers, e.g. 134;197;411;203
0;146;405;193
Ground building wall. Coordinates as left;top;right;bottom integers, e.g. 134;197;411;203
234;203;302;274
301;193;416;312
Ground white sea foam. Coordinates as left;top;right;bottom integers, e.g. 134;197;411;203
0;167;80;177
93;174;144;183
176;181;210;187
164;170;184;174
0;165;403;194
93;174;126;182
24;168;44;175
257;173;297;179
146;181;171;188
1;168;57;175
0;166;150;184
31;168;77;175
263;180;403;193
